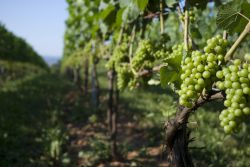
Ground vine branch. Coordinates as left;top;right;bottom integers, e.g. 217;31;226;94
165;91;225;151
135;64;165;78
225;21;250;61
238;12;250;22
184;6;189;51
160;0;164;34
177;5;197;50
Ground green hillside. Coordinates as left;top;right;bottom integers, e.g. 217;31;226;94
0;23;47;68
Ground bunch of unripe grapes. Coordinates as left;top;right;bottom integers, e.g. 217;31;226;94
179;9;195;23
216;59;250;133
116;64;134;90
169;44;184;59
132;40;155;71
178;51;223;107
204;35;228;54
154;49;169;59
106;40;129;69
178;36;227;108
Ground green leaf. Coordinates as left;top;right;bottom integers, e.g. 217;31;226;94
190;26;202;39
119;0;131;8
100;5;115;20
122;5;140;22
115;8;125;28
133;0;148;11
216;0;250;34
160;66;178;88
167;53;182;69
165;0;178;7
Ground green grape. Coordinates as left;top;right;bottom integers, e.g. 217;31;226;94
216;70;224;79
132;39;155;71
244;53;250;62
178;44;223;108
106;35;135;90
116;64;134;90
216;61;250;133
204;35;228;55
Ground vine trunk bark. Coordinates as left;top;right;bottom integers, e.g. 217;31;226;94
84;57;89;95
165;91;224;167
91;61;99;107
107;68;119;159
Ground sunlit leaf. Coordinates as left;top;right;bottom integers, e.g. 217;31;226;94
190;26;202;39
160;66;178;88
216;0;250;34
165;0;178;7
115;8;125;28
122;5;140;22
100;5;115;20
133;0;148;11
119;0;131;8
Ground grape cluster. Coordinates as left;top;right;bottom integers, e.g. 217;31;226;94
216;59;250;133
116;64;134;90
106;39;129;69
154;49;169;59
132;40;155;71
178;51;224;107
179;10;196;23
168;44;184;59
106;36;136;90
204;35;228;55
155;44;184;63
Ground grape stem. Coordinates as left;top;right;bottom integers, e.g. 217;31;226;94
184;5;189;51
225;21;250;61
128;25;137;75
177;5;197;50
160;0;164;34
136;64;165;77
223;30;228;39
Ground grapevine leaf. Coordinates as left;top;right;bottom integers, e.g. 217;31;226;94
133;0;148;11
100;5;115;20
165;0;178;7
115;8;125;28
122;5;140;22
167;53;182;69
160;66;178;88
216;0;250;34
119;0;131;8
190;26;202;39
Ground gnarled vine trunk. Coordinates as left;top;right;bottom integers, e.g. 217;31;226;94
164;92;224;167
107;68;119;160
165;109;194;167
84;57;89;95
91;60;99;107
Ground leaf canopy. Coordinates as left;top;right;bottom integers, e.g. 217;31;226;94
216;0;250;34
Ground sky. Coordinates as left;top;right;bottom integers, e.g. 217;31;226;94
0;0;68;57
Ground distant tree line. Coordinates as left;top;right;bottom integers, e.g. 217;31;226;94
0;23;47;68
